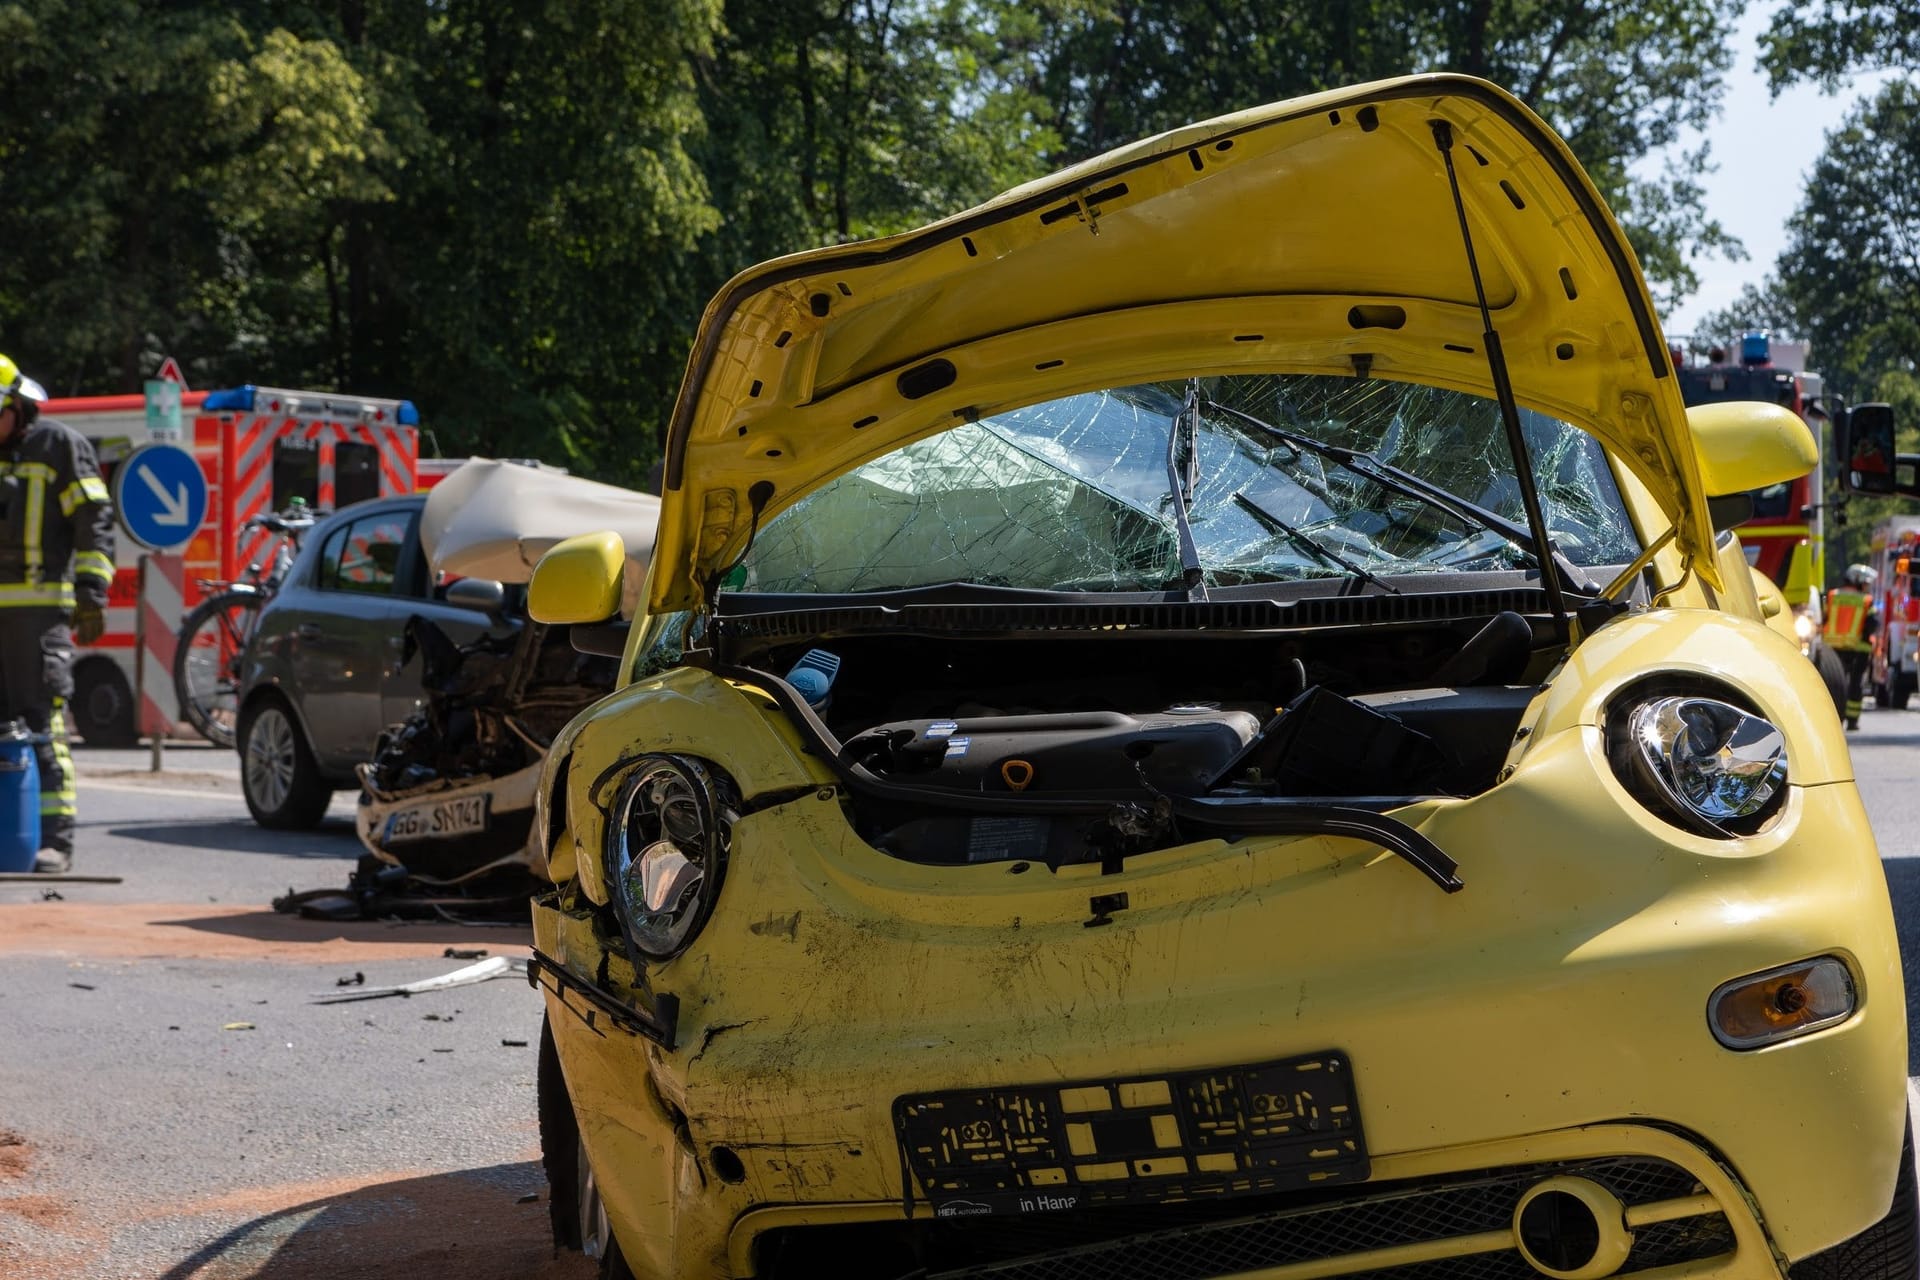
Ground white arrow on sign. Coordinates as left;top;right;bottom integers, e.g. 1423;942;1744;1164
139;464;192;527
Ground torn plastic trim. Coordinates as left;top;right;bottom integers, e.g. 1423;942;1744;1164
529;947;679;1049
714;663;1465;892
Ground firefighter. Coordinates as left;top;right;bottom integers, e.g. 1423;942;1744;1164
0;354;114;873
1824;563;1881;732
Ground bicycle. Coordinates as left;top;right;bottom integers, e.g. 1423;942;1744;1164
172;503;318;748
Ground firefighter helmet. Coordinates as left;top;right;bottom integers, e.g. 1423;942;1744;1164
1845;563;1878;589
0;353;47;426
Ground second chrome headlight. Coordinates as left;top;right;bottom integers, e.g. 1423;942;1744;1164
1622;695;1788;835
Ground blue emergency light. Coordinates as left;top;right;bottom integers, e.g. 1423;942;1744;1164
1740;331;1771;366
200;384;420;425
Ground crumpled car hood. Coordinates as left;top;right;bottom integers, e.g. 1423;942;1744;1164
650;73;1712;613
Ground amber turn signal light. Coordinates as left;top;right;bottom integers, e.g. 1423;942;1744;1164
1708;957;1855;1050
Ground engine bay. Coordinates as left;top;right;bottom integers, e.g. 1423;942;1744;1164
712;605;1554;874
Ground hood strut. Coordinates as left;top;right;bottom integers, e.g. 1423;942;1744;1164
1430;119;1573;643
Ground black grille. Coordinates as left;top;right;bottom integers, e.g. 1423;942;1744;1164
752;1155;1730;1280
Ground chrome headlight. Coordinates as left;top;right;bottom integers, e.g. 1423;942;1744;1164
1611;693;1788;836
606;756;736;960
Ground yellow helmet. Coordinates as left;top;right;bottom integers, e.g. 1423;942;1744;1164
0;353;47;424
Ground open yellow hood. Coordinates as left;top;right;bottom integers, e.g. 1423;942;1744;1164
651;73;1712;612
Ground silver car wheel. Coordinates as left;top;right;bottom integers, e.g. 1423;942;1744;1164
245;706;297;813
576;1139;612;1261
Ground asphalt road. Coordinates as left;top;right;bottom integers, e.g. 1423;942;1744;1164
0;744;588;1280
6;718;1920;1279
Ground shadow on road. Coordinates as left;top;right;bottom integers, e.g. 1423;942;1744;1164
153;1162;592;1280
102;818;361;859
154;908;531;952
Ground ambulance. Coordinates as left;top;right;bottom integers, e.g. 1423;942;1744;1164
42;385;421;744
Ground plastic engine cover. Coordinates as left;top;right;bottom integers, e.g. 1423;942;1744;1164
846;706;1263;796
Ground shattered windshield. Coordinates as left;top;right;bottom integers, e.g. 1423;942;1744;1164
732;375;1639;595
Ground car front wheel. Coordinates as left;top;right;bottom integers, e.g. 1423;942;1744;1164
239;698;331;829
1789;1120;1918;1278
539;1015;635;1279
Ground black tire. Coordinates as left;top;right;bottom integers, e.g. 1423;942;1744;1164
1815;646;1848;721
1895;672;1916;712
1790;1119;1918;1278
238;696;331;829
174;590;264;749
539;1015;635;1278
71;659;138;747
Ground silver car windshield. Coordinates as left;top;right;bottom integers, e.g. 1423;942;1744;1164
731;374;1640;595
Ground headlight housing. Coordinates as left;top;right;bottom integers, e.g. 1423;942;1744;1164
606;755;737;960
1607;689;1788;837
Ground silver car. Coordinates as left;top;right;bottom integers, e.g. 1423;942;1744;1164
235;495;512;828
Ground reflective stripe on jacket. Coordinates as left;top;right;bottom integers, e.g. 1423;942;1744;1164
0;417;115;608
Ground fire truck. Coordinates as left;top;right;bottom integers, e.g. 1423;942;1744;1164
1674;332;1851;715
1675;333;1827;614
41;385;422;745
1870;516;1920;709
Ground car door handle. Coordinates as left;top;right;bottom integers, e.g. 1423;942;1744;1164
296;623;325;641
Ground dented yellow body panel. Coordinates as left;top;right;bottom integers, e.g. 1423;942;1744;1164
536;605;1905;1276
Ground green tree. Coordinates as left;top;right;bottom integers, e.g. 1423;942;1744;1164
977;0;1747;307
1774;81;1920;395
1759;1;1920;91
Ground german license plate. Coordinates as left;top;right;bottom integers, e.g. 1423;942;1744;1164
895;1052;1366;1217
383;794;489;845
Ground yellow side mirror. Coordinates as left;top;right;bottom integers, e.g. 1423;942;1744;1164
529;530;626;625
1686;401;1818;498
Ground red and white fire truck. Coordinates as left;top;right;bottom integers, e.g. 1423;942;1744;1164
1870;516;1920;709
42;385;423;744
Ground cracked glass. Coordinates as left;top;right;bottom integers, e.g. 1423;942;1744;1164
733;375;1640;596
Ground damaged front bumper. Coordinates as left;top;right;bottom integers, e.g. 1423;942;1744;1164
357;763;545;885
535;725;1907;1280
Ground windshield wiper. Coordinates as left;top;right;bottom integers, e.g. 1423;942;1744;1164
1206;399;1598;597
1231;490;1401;595
1164;378;1209;601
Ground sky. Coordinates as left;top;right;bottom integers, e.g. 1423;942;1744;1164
1657;3;1902;337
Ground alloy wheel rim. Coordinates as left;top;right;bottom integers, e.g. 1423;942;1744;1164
577;1141;611;1261
245;708;296;811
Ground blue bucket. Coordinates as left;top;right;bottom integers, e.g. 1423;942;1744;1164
0;720;40;872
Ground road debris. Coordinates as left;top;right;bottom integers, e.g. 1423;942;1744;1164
444;947;489;959
67;982;93;991
501;1038;529;1047
336;971;366;987
223;1022;255;1031
40;889;62;901
311;954;527;1003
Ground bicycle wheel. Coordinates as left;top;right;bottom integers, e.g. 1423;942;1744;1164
174;590;265;748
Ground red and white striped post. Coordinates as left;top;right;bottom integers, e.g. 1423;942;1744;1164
136;553;185;770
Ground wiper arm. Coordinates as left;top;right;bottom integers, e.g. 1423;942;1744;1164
1207;399;1597;596
1231;490;1401;595
1164;378;1209;601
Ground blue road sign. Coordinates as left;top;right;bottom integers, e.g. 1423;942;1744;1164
114;443;208;552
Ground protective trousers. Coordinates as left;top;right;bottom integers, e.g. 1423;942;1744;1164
0;608;74;854
1840;648;1870;729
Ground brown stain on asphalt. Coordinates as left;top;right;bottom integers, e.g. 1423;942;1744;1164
0;1130;31;1179
0;904;532;962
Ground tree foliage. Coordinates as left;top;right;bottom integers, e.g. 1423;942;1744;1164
1774;81;1920;395
1760;1;1920;92
0;0;1755;484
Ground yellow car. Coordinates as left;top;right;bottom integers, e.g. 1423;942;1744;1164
525;74;1912;1280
